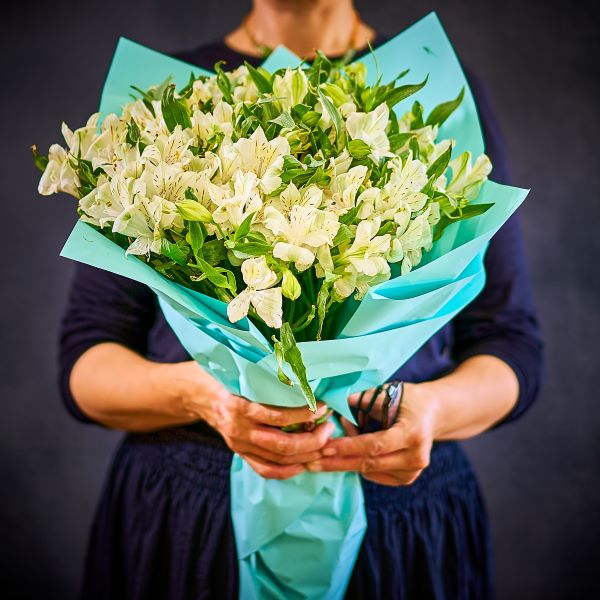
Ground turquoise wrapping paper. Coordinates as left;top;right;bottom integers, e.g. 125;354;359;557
59;12;529;599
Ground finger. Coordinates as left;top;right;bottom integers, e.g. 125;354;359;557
247;419;335;456
320;425;412;458
245;400;329;426
320;417;357;457
306;449;427;474
239;452;305;480
228;439;323;465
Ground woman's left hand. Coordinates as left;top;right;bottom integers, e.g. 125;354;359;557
306;383;439;486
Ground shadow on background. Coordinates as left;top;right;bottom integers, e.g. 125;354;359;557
1;1;598;598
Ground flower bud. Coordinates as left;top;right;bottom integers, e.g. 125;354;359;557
273;68;308;110
282;270;302;300
344;62;367;87
177;199;213;223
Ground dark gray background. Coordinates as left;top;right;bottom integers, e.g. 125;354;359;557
1;1;598;598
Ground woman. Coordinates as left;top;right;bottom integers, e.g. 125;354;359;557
60;1;543;598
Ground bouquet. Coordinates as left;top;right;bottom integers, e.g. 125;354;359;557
35;44;490;412
35;13;528;599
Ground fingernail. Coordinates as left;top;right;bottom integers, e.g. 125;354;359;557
322;447;337;456
307;461;322;472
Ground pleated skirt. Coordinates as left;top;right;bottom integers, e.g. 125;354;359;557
81;427;493;600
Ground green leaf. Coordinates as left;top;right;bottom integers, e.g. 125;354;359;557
177;71;198;98
234;212;255;241
130;78;173;118
348;139;371;159
31;145;48;173
317;89;343;143
202;239;227;265
316;283;330;341
125;120;142;147
233;231;272;256
426;87;465;127
272;337;293;386
410;101;425;129
433;202;494;241
279;323;317;412
388;132;413;152
161;84;192;132
233;241;271;256
244;61;272;94
194;256;230;288
186;221;205;259
332;223;353;246
214;61;234;104
339;205;360;225
161;238;188;266
377;221;397;236
409;136;420;160
301;110;321;128
382;76;428;109
269;111;295;129
426;144;453;180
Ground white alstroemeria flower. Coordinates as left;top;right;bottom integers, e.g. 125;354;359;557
384;156;429;214
267;182;323;216
263;205;340;272
338;218;391;278
212;170;262;231
333;265;391;300
190;77;222;106
233;127;291;194
38;144;79;197
141;160;201;203
356;187;381;220
339;101;357;118
188;151;220;178
97;143;143;179
328;149;353;177
324;165;368;214
227;256;283;329
447;152;492;199
346;102;392;161
84;114;128;170
388;210;433;273
112;192;181;255
192;101;233;142
121;99;154;129
61;113;101;160
215;138;241;182
142;127;194;168
272;68;308;111
112;198;158;255
229;66;259;103
79;174;145;227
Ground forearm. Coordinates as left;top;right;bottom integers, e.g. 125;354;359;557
419;354;520;440
69;342;221;432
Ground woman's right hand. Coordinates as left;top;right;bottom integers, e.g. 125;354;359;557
173;361;335;480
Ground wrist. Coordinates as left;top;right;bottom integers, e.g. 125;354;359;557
406;381;444;440
151;361;220;423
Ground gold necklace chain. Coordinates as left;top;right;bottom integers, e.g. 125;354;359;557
242;10;363;58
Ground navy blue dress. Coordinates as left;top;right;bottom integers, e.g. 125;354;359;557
59;38;543;600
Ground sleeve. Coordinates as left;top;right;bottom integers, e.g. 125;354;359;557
58;263;157;423
450;69;544;425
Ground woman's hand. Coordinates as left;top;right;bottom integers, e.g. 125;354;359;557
175;361;335;480
306;383;439;486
